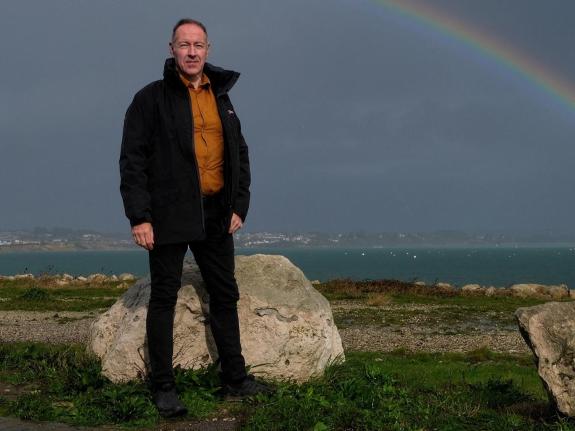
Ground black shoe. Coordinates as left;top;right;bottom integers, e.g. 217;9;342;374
221;374;275;399
152;383;188;418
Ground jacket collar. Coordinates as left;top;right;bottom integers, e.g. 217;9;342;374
163;58;240;97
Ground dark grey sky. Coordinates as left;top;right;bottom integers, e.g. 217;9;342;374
1;0;574;233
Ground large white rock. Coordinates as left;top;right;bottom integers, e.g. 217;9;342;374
89;254;344;383
515;302;575;416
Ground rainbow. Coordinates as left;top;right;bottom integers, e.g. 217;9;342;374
373;0;575;113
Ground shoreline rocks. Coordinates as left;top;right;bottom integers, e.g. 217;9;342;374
0;272;137;285
458;283;570;300
0;272;571;300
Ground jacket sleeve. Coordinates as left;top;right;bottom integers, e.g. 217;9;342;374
234;129;251;222
119;92;153;227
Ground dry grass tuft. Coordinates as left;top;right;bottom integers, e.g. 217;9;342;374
317;278;460;299
366;292;392;306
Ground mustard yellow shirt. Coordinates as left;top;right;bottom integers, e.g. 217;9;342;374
180;73;224;195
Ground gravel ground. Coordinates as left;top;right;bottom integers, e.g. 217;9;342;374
0;304;529;354
0;311;95;344
330;301;530;354
339;325;529;354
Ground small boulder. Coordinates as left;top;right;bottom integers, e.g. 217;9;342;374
516;302;575;416
548;285;569;300
87;274;108;283
461;284;484;295
434;282;455;294
118;273;136;281
484;286;497;297
510;284;545;298
496;287;513;297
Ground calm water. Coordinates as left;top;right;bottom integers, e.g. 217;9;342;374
1;246;574;287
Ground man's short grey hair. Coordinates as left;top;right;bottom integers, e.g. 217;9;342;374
172;18;208;41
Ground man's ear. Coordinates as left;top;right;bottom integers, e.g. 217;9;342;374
168;42;174;57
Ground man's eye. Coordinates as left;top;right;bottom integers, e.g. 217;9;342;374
194;44;206;50
178;43;190;49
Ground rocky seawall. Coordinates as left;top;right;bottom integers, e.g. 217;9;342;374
1;273;572;300
436;281;572;300
0;272;136;285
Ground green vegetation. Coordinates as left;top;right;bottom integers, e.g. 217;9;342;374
319;279;564;332
0;342;574;430
332;300;531;330
1;279;573;428
0;281;131;311
317;279;551;306
0;343;219;427
0;277;561;315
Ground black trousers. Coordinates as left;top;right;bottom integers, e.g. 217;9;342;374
146;195;247;387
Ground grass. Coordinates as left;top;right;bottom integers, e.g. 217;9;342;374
365;292;392;306
0;343;219;427
0;282;131;311
0;276;133;289
320;279;564;332
317;279;557;307
317;278;442;301
0;342;574;430
243;350;553;431
1;278;573;428
0;276;559;314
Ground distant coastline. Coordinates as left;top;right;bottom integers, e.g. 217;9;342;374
2;242;575;254
0;243;137;253
2;227;575;253
0;246;574;289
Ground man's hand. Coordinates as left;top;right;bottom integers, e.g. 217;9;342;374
228;213;243;234
132;222;154;250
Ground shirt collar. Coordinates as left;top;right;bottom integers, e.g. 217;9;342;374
179;72;211;89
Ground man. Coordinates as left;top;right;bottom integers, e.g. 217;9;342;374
120;18;270;418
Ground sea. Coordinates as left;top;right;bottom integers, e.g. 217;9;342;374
1;245;575;288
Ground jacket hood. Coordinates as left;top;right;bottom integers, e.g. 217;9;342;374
163;58;240;95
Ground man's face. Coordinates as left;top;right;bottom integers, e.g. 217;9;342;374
170;23;209;81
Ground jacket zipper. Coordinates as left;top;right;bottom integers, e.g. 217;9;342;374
185;93;205;234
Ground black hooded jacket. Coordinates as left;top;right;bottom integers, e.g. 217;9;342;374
119;58;251;245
